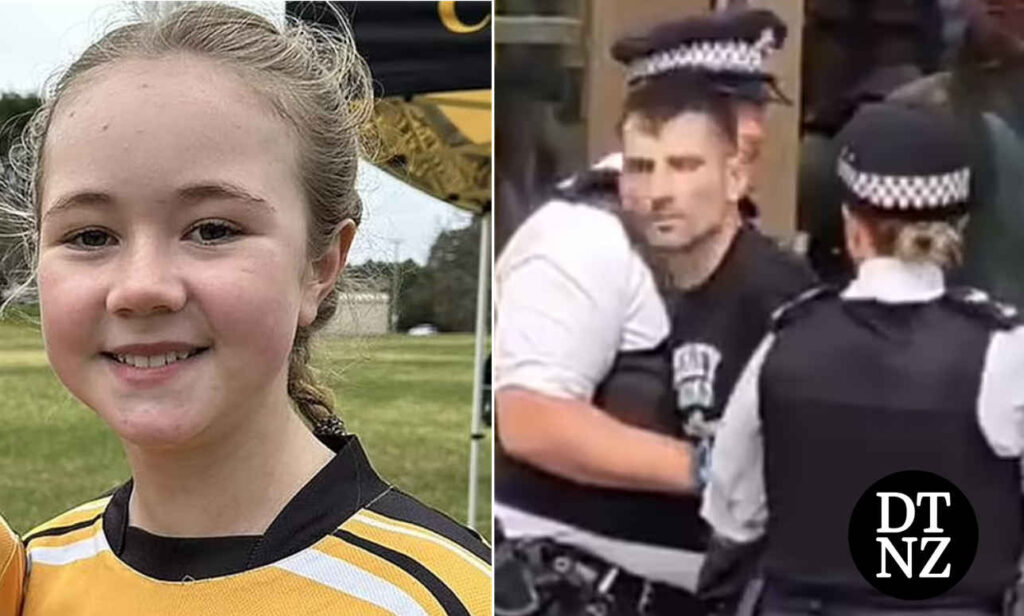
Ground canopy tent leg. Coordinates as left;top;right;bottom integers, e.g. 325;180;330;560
466;211;491;529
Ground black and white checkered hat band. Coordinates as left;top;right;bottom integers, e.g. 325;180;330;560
837;157;970;210
627;40;767;83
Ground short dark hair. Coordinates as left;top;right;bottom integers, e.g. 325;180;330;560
619;73;737;145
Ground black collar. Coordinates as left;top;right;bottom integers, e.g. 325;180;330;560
103;434;390;578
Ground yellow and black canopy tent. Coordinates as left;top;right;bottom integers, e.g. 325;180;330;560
287;1;491;213
287;1;491;529
372;88;491;214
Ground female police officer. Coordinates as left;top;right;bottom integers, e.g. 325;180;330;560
702;102;1024;614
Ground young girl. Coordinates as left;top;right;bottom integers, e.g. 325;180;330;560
2;4;490;614
0;515;23;615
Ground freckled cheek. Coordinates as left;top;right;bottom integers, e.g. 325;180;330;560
37;259;106;373
191;258;303;373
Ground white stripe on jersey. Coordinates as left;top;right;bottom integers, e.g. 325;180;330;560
28;531;110;569
273;547;428;616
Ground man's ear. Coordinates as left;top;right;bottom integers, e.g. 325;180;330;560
299;219;357;328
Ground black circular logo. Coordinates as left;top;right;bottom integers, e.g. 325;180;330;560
848;470;977;600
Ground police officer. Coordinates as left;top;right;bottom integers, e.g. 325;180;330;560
611;12;818;612
495;87;708;616
494;151;705;614
704;102;1024;614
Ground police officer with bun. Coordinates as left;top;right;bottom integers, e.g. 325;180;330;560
704;102;1024;615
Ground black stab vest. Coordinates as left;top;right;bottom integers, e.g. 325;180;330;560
759;290;1022;603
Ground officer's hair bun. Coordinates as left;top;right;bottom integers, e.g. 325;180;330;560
893;221;963;268
858;213;965;270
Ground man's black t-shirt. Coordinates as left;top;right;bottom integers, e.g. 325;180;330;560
666;224;816;465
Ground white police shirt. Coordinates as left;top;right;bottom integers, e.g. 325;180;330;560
495;199;709;589
495;199;668;400
702;257;1024;543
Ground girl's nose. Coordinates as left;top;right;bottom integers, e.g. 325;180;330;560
105;238;187;317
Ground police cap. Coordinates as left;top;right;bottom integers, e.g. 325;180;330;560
611;9;789;104
835;103;970;219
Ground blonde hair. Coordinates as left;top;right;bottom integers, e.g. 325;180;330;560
0;2;375;432
863;216;965;269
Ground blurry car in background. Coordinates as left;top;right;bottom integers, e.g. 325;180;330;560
408;324;439;336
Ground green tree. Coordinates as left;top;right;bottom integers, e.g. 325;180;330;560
346;221;486;333
0;92;41;158
396;261;435;331
425;219;486;332
0;93;41;297
344;260;392;293
345;258;431;331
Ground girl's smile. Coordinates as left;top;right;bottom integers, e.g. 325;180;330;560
101;343;211;389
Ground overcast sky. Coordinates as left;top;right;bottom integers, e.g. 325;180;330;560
0;1;475;265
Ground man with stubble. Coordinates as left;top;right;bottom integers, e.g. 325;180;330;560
614;11;818;613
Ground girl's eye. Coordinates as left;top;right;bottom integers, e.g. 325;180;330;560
186;221;242;245
64;229;115;250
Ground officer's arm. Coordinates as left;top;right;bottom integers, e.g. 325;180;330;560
701;334;774;543
496;206;692;491
498;387;697;494
977;324;1024;492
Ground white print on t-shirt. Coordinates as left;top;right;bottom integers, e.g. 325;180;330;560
673;342;722;439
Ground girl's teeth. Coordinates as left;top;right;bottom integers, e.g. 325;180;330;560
115;351;196;369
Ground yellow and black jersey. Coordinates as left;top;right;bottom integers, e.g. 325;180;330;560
22;435;491;615
1;514;24;616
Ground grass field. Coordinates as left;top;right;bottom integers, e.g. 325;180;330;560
0;318;491;541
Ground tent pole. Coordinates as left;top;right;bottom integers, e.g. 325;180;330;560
466;211;491;529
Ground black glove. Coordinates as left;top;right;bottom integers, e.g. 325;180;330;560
696;533;766;615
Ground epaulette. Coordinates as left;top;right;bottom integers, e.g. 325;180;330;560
943;287;1022;330
770;285;837;331
554;168;620;206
